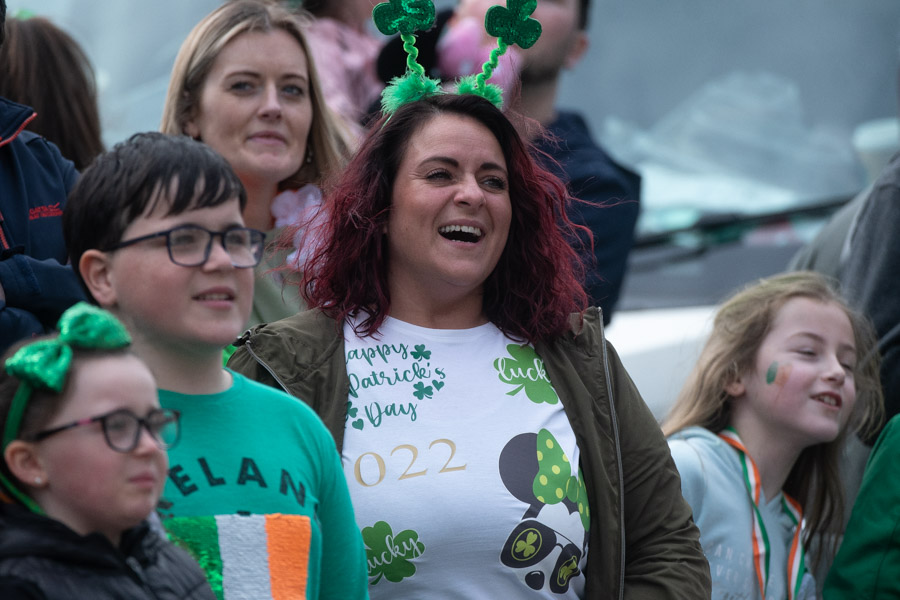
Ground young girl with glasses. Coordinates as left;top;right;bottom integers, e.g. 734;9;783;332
662;272;884;600
0;303;215;599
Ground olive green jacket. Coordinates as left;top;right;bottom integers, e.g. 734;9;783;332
228;307;711;599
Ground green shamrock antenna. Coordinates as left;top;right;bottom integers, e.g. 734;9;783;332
456;0;542;108
373;0;442;114
372;0;543;113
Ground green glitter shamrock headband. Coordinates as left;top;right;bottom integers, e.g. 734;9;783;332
373;0;542;113
1;302;131;512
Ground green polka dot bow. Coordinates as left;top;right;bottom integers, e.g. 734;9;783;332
1;303;131;511
373;0;542;113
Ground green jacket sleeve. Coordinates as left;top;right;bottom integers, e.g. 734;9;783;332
607;343;711;599
824;415;900;599
539;309;710;599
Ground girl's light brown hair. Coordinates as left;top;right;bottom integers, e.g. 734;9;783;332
662;271;884;552
160;0;351;190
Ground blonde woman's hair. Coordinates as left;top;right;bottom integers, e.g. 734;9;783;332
662;271;884;553
160;0;352;189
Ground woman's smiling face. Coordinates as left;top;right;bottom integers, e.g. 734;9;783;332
184;29;312;192
386;113;511;320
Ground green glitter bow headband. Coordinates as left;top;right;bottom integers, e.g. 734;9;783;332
373;0;542;113
2;302;131;512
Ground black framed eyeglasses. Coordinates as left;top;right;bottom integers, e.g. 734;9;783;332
107;225;265;268
23;408;181;453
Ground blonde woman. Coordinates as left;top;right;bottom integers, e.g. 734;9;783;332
161;0;353;328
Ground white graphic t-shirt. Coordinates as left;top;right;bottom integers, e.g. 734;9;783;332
341;316;591;599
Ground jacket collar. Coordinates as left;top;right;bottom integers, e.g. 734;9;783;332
0;97;37;148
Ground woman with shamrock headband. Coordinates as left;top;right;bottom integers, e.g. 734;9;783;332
229;2;711;598
0;303;215;599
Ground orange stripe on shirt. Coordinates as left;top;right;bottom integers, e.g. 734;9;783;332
266;513;312;600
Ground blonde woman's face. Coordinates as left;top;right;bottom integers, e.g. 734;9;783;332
184;29;312;192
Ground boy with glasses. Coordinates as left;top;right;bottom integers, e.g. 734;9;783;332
62;132;369;599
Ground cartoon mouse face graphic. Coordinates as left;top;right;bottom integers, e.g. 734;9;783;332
498;430;590;593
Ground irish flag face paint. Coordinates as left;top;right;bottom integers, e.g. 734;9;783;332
765;362;792;386
766;362;778;385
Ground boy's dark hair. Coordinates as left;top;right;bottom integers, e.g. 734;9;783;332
63;132;247;297
1;0;6;46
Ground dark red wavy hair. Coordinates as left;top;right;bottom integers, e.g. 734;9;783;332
296;94;590;344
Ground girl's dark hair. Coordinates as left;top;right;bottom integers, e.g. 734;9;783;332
297;93;589;344
0;16;104;170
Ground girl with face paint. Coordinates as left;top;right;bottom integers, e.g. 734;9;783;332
662;271;884;600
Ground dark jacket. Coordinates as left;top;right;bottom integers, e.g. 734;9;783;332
0;96;85;354
838;150;900;429
0;504;215;599
228;307;711;599
537;111;642;324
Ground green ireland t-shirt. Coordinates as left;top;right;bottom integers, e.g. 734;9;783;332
158;371;368;600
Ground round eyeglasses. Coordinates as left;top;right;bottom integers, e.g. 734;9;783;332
107;225;265;268
24;408;181;453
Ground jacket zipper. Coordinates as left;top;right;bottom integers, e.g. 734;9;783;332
0;110;36;148
242;335;292;396
125;555;159;598
598;314;626;600
0;208;9;250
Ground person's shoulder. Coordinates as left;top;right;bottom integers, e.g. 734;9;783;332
228;371;336;437
668;426;731;467
667;426;727;454
548;110;593;139
0;96;35;141
234;308;340;368
857;150;900;218
871;149;900;188
245;308;338;347
546;110;641;191
666;427;724;506
870;414;900;457
547;308;604;356
229;370;305;406
0;97;77;191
